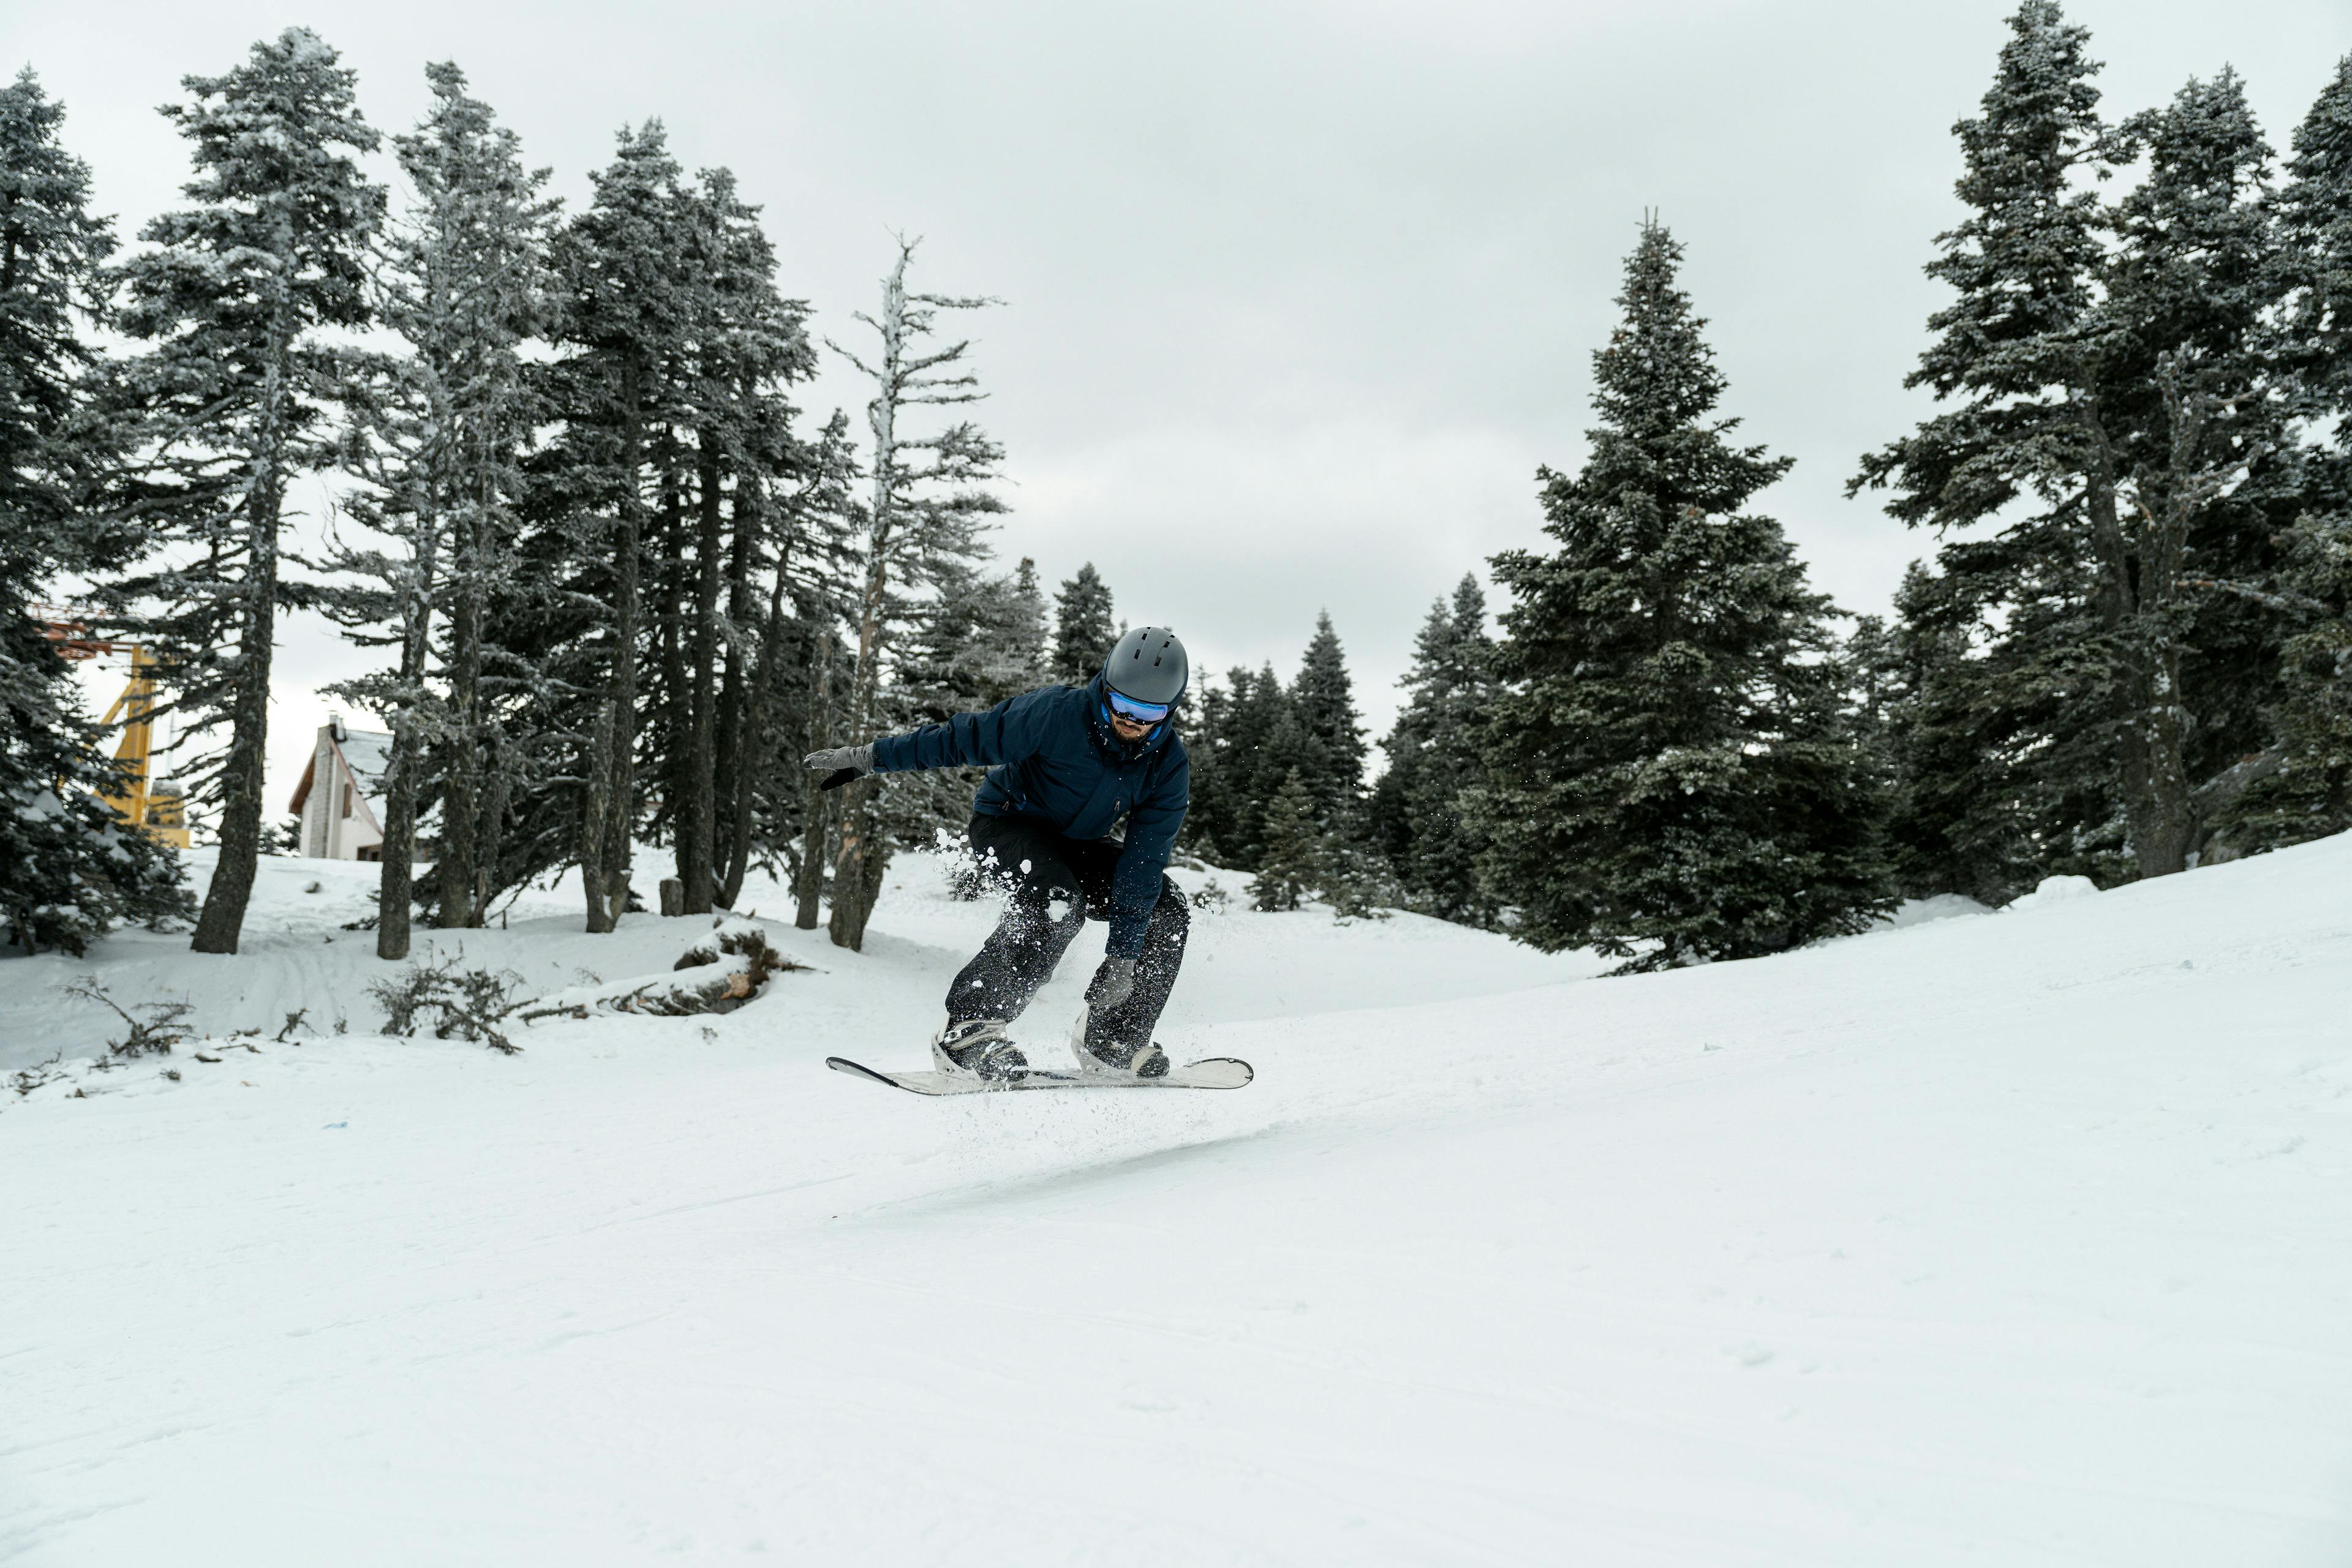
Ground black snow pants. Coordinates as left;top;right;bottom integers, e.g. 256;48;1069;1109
945;813;1191;1056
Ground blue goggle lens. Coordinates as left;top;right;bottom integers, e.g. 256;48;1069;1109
1106;689;1172;724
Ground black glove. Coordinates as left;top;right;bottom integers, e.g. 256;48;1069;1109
803;743;875;791
1087;956;1137;1011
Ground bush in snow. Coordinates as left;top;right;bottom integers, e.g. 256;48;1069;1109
368;956;525;1054
63;976;194;1057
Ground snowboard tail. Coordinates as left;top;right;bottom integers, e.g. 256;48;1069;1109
826;1055;1253;1096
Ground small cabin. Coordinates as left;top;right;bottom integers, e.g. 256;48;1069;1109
288;717;392;861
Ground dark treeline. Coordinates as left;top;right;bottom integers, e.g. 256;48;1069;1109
0;32;1098;959
7;4;2350;975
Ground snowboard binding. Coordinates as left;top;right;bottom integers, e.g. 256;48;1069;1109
932;1019;1028;1082
1069;1008;1170;1079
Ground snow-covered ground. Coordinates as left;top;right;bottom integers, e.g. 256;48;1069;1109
4;838;2350;1564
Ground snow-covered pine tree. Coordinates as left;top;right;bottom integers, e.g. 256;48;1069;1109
1050;562;1115;684
1854;1;2260;886
318;62;557;959
1289;610;1367;826
1479;219;1891;969
538;122;695;933
0;69;190;954
1250;769;1320;913
664;168;815;914
709;333;828;912
1180;663;1291;869
2215;56;2352;849
2106;70;2291;859
1850;562;2040;901
765;410;862;929
1370;574;1498;925
824;238;1004;950
106;29;384;954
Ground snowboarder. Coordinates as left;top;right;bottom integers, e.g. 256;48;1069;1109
804;627;1193;1082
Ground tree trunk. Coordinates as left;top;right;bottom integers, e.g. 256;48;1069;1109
827;776;888;950
190;539;275;954
717;480;767;910
654;462;689;890
829;560;889;951
2074;389;2191;880
795;625;833;930
2126;366;2207;880
192;298;293;956
375;718;421;960
438;483;486;929
582;361;645;934
682;429;725;913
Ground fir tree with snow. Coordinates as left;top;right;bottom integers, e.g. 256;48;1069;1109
1287;609;1367;827
104;29;384;954
1371;574;1499;926
317;62;558;958
1851;1;2291;886
823;238;1005;950
2105;69;2293;847
2213;56;2352;850
1849;562;2037;902
1479;219;1891;969
0;69;190;954
1249;769;1320;912
1050;561;1115;684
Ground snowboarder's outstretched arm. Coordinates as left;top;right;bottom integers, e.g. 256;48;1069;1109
803;692;1044;789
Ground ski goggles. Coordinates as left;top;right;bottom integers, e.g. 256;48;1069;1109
1104;688;1173;725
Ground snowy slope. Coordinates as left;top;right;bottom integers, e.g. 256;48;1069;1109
3;840;2350;1565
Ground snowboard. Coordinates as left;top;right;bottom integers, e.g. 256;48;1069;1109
826;1054;1253;1096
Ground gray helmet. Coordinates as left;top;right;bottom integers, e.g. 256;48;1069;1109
1104;626;1188;706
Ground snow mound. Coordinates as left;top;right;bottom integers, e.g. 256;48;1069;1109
2003;872;2101;912
1877;891;1995;928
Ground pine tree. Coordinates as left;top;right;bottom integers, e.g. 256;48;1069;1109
318;62;556;959
1289;610;1366;823
1050;562;1115;684
1479;220;1890;969
1250;769;1320;912
0;69;190;954
1851;2;2288;884
107;29;385;954
538;121;695;932
2275;56;2352;517
1850;562;2038;902
1371;574;1499;925
2216;57;2352;848
824;238;1003;950
1177;668;1243;864
2106;70;2290;846
666;168;815;914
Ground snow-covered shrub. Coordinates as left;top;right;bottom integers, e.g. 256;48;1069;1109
62;976;194;1057
673;917;801;988
368;956;526;1054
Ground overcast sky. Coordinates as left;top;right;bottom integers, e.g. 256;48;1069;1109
12;0;2346;822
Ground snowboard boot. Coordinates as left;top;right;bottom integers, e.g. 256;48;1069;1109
932;1019;1028;1082
1069;1011;1169;1079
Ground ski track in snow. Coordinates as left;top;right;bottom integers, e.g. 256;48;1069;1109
2;843;2350;1564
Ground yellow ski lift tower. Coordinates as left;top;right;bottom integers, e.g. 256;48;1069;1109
36;608;192;850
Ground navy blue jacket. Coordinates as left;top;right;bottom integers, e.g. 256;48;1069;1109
870;675;1190;957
